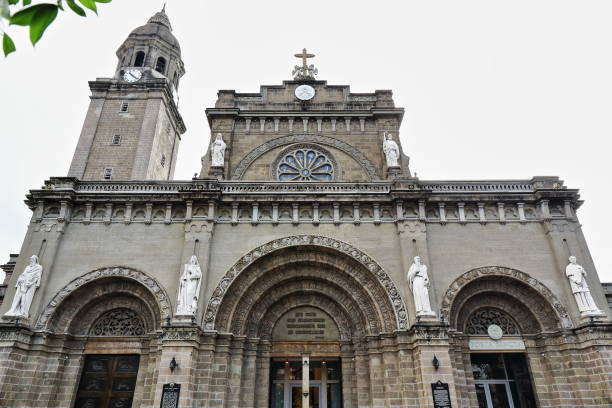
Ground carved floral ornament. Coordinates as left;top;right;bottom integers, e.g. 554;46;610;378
439;266;572;329
203;235;409;331
231;134;380;180
36;267;172;330
89;308;146;336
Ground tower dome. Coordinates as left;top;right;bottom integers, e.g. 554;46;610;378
114;8;185;90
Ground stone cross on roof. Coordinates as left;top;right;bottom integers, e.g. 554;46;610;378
295;48;315;69
292;48;318;80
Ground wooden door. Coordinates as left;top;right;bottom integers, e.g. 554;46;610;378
74;354;140;408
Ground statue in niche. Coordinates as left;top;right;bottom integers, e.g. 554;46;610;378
407;256;436;317
4;255;43;319
382;132;400;167
210;133;226;167
565;256;602;315
176;255;203;316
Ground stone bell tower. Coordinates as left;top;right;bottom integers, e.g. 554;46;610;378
68;8;186;181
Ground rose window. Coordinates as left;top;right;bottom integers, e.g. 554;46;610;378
276;147;334;181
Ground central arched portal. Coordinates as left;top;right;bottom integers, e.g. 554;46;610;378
207;236;406;408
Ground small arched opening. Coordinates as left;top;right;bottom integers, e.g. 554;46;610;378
134;51;145;67
155;56;167;74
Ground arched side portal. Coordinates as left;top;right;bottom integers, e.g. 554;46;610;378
203;235;408;333
36;267;172;332
440;266;572;331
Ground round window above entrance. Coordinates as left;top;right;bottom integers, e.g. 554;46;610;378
274;144;336;181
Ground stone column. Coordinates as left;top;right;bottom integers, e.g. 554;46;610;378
239;339;259;408
254;341;271;407
411;329;459;408
353;341;372;408
153;327;202;408
302;355;310;407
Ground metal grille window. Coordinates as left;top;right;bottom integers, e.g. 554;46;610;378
103;168;113;180
89;308;146;336
465;308;520;336
120;102;129;112
111;135;121;145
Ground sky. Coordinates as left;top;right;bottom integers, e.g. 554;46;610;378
0;0;610;283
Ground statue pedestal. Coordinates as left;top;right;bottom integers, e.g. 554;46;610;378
172;315;196;325
386;166;401;179
209;166;224;180
416;311;437;323
579;310;607;324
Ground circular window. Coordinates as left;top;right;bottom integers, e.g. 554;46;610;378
275;145;335;181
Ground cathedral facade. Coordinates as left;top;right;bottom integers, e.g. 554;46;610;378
0;11;611;408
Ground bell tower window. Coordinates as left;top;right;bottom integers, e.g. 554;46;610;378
134;51;145;67
155;57;167;74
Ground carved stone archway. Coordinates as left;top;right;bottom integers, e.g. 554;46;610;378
36;267;172;331
203;235;408;332
440;266;572;330
231;134;381;180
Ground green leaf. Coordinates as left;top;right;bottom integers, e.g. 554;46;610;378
78;0;96;13
9;4;42;25
3;32;16;56
8;0;20;6
95;0;112;3
29;4;58;45
23;0;32;5
66;0;85;16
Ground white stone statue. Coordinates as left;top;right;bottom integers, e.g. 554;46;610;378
176;255;203;316
382;132;400;167
407;256;436;317
210;133;226;167
565;256;602;316
4;255;43;319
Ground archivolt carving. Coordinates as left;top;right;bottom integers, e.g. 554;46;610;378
224;262;383;335
440;266;572;330
231;134;380;180
204;235;408;331
241;276;372;338
36;267;172;330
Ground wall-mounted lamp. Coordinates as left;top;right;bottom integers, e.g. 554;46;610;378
169;357;178;373
432;355;440;371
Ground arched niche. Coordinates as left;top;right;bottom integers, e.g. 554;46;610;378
440;266;572;333
36;267;171;333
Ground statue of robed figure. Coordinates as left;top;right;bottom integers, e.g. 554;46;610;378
211;133;226;167
4;255;43;319
382;132;400;167
565;256;603;316
176;255;203;316
407;256;436;317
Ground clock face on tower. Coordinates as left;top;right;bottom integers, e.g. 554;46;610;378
123;69;142;83
295;84;315;101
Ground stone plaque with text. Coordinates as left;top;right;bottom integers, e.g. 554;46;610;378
160;383;180;408
431;381;452;408
272;306;340;341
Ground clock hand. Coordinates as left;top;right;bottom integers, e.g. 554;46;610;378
129;72;137;80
